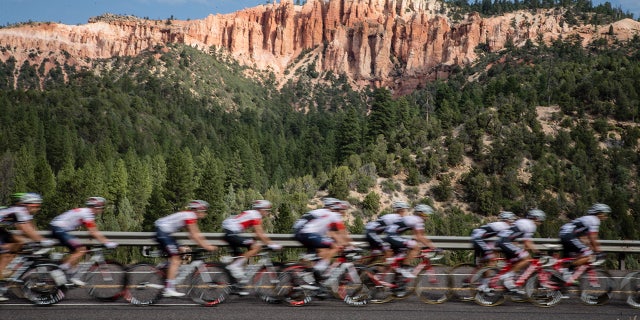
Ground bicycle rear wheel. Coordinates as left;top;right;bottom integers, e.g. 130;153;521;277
360;264;395;304
622;271;640;308
448;263;476;301
21;264;66;305
470;267;506;307
189;263;231;306
274;265;313;307
415;264;450;304
124;264;164;305
578;268;613;306
83;261;126;301
524;271;564;307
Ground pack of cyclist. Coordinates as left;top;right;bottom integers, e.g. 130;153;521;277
0;190;613;302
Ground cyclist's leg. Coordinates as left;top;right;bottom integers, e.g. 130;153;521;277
154;227;183;296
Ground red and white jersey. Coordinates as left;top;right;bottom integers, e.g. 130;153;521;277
50;207;96;231
155;211;198;234
0;206;33;227
222;210;262;233
299;210;345;234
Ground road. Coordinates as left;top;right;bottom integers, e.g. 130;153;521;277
1;288;638;320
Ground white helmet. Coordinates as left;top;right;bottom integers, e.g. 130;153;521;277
414;204;434;217
498;211;517;222
392;201;410;210
526;209;546;222
588;203;611;216
252;199;272;210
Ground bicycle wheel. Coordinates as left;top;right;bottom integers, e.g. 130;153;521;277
360;264;395;304
578;268;614;306
253;265;281;303
524;271;564;307
124;264;164;305
83;261;126;301
189;263;231;306
274;265;313;307
448;263;476;301
470;267;506;307
622;271;640;308
415;264;450;304
21;264;66;305
333;264;363;300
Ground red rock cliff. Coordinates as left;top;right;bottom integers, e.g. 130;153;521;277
1;0;638;94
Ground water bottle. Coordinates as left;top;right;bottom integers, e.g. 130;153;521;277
50;269;67;286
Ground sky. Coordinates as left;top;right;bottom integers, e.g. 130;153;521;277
0;0;638;26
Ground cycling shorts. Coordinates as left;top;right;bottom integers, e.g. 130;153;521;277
50;225;83;251
154;227;180;257
223;229;255;257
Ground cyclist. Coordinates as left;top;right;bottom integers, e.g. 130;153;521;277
470;211;517;266
494;209;545;294
364;208;402;259
292;197;338;247
384;202;437;278
223;200;282;283
558;203;610;279
49;196;119;286
0;193;53;301
295;199;352;283
154;200;218;297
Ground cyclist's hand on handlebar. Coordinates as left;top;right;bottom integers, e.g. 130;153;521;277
205;245;218;252
267;243;282;251
104;241;118;249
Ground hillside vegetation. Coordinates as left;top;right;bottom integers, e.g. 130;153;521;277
0;26;639;258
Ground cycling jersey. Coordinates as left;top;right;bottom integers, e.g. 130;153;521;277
222;210;262;233
384;215;424;235
155;211;198;234
365;213;401;233
297;210;345;235
497;219;537;241
559;215;600;237
470;221;511;240
0;206;33;227
292;208;331;233
50;208;96;231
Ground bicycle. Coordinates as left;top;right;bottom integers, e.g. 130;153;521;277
359;248;448;304
621;269;640;308
274;247;369;307
448;254;508;302
546;253;614;306
124;247;224;305
469;254;562;307
0;242;67;305
59;245;126;301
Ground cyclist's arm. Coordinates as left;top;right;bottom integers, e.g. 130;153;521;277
522;239;539;255
252;223;274;246
87;225;110;244
185;223;217;251
15;221;44;242
413;229;435;249
587;232;601;253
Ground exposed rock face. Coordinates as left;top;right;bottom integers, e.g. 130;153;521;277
1;0;639;94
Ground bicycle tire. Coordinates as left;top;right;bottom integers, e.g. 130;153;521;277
21;264;66;305
333;264;364;300
274;265;313;307
448;263;477;301
470;266;506;307
124;264;164;305
253;265;282;303
524;271;564;307
360;264;395;304
622;271;640;308
83;260;126;301
415;264;450;304
578;268;613;306
189;263;231;306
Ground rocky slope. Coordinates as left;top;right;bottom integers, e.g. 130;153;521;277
1;0;639;94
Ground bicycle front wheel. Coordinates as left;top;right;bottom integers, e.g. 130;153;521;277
448;263;476;301
415;264;450;304
124;264;164;305
470;267;506;307
622;271;640;308
360;264;395;304
84;261;126;301
274;265;313;307
578;268;614;306
253;265;281;303
524;272;564;307
189;263;231;306
21;264;66;305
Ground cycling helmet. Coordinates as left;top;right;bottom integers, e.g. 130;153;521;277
392;201;410;210
587;203;611;215
330;200;350;211
322;197;339;208
11;193;26;204
85;196;106;208
526;209;546;222
188;200;210;212
252;199;272;210
414;204;434;217
498;211;517;222
20;193;42;205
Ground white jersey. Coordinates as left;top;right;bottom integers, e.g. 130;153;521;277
384;215;425;235
299;210;345;234
559;215;600;237
471;221;511;239
155;211;198;234
0;206;33;227
222;210;262;233
365;213;401;233
50;207;96;231
292;208;332;233
498;218;537;241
